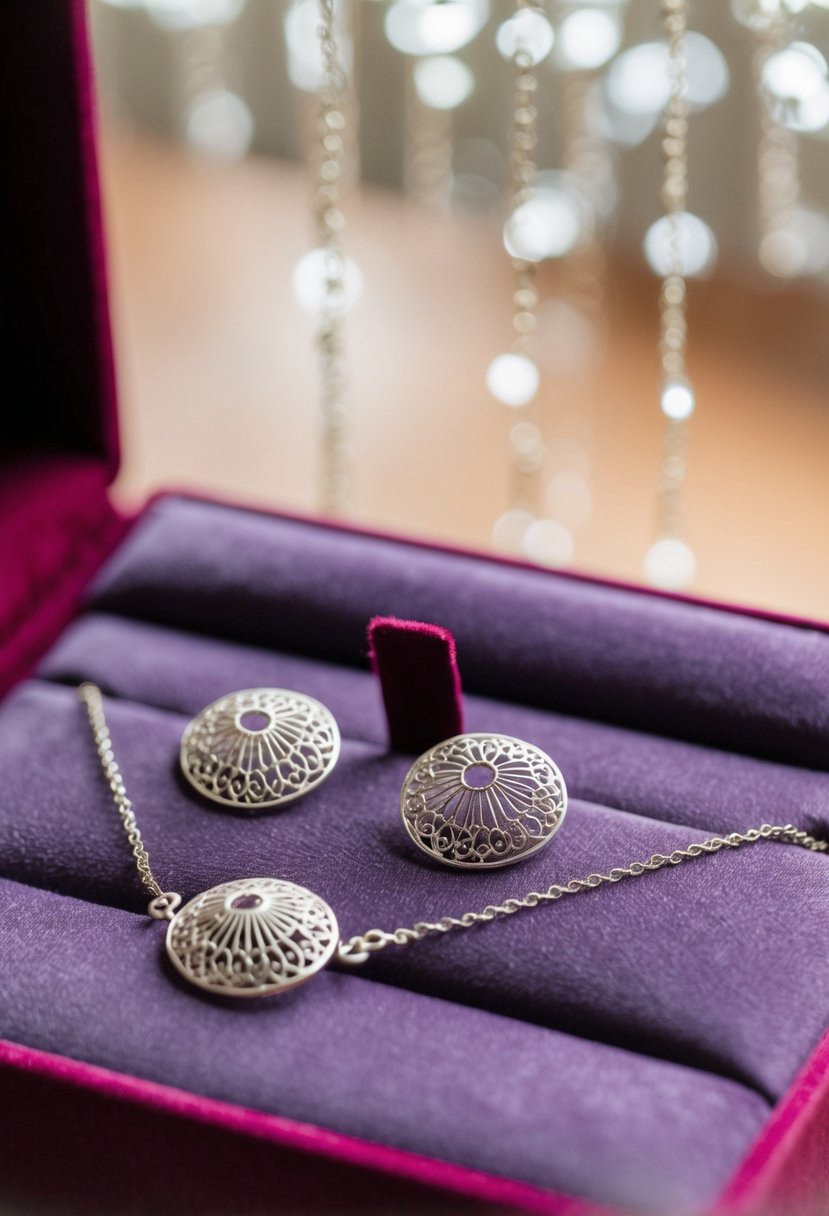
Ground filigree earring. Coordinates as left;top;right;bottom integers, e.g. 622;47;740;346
400;733;567;868
180;688;340;811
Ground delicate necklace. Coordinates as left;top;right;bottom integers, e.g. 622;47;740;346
80;683;827;1000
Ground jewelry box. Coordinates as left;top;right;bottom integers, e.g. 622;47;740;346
2;4;828;1214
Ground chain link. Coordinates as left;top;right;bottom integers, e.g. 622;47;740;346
337;823;827;965
78;683;181;918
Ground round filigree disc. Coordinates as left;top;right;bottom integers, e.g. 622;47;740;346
400;733;567;868
180;688;340;810
166;878;339;997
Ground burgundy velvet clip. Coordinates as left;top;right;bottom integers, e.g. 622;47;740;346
368;617;464;754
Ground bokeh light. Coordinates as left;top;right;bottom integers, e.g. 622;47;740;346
185;88;253;158
522;518;575;566
293;249;364;316
385;0;489;56
495;9;555;66
643;212;718;278
555;7;622;71
486;353;540;406
285;0;352;93
413;55;474;109
144;0;245;30
644;538;697;590
503;177;587;262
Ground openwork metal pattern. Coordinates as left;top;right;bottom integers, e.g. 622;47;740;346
400;732;567;868
180;688;340;810
166;878;339;997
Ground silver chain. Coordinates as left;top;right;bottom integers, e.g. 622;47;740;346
337;822;827;964
79;683;826;965
79;683;182;921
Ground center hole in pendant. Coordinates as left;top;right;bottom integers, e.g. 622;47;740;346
231;893;263;911
238;710;271;733
462;762;497;790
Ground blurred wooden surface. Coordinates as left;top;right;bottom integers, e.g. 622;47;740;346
100;130;829;619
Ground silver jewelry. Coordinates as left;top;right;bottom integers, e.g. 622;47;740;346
180;688;340;810
164;878;339;997
79;683;827;999
400;733;567;868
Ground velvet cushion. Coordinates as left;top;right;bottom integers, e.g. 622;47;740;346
90;497;829;769
9;653;828;1102
0;878;770;1214
1;495;827;1213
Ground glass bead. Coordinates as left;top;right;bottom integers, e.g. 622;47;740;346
385;0;489;57
492;508;534;552
413;55;474;110
495;10;554;67
644;538;697;590
660;378;696;421
643;212;718;279
485;353;539;407
556;8;621;71
522;519;575;567
293;249;363;317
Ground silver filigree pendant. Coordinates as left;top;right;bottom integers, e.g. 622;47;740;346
180;689;340;811
165;878;339;997
401;733;567;868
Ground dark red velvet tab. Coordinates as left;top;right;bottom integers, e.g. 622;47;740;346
369;617;464;753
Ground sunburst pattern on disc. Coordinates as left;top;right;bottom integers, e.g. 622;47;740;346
166;878;339;996
400;733;567;868
180;688;340;810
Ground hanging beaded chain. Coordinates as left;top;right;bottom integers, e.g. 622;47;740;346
752;5;800;277
487;3;554;549
404;65;455;210
507;37;543;516
645;0;696;593
313;0;351;516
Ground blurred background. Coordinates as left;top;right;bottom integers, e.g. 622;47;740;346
89;0;829;616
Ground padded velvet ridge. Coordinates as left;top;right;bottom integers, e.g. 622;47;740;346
41;613;829;840
3;676;827;1105
3;492;828;1213
89;496;829;769
0;878;771;1214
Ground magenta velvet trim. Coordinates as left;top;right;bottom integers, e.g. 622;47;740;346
369;616;464;752
0;1040;592;1216
0;454;126;696
716;1029;829;1216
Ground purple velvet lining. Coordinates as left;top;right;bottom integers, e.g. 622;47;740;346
2;494;827;1211
0;877;770;1213
4;668;827;1104
41;613;829;842
0;1043;563;1216
90;497;829;770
